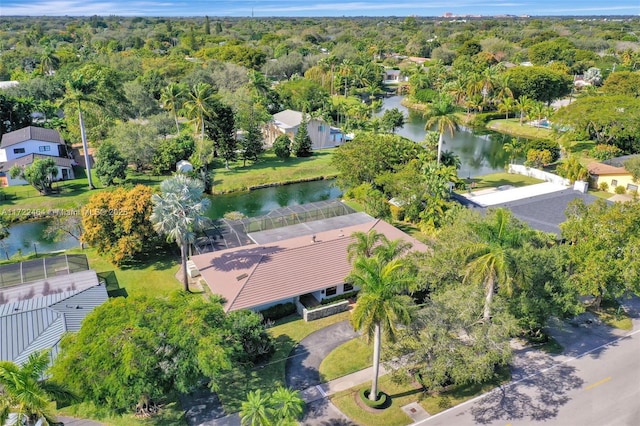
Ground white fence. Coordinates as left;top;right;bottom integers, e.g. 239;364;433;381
508;164;570;186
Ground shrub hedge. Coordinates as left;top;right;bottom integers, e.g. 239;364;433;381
359;389;389;409
259;302;297;321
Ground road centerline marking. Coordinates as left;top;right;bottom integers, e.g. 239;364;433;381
585;376;612;390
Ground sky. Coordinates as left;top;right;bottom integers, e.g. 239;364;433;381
1;0;639;17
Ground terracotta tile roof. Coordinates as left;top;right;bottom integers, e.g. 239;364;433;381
191;219;427;312
587;161;627;176
1;126;64;148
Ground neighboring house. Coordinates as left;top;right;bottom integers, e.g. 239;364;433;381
382;69;406;84
588;155;639;194
0;255;107;366
191;214;427;314
264;109;348;150
0;126;74;187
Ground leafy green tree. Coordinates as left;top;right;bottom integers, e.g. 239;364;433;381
624;156;640;183
152;134;196;175
291;115;313;157
553;95;640;153
349;255;415;401
525;149;554;168
601;71;640;97
106;121;161;172
424;96;460;165
151;175;211;292
505;66;572;105
561;199;640;309
462;209;532;322
556;156;589;183
0;351;76;426
82;185;158;265
51;294;238;414
381;108;405;133
332;132;423;191
9;158;58;195
0;94;33;137
273;134;291;159
206;101;237;169
347;229;385;262
270;387;305;425
95;141;127;186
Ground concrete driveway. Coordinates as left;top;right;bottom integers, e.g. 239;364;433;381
285;320;359;390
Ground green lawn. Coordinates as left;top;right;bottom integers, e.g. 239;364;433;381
464;172;543;190
319;338;373;382
487;119;555;140
215;311;351;412
211;149;338;193
589;299;633;331
331;367;511;426
57;399;186;426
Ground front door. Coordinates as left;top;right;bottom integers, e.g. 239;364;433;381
61;168;69;180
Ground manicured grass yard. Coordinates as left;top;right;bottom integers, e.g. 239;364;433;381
487;119;554;140
211;149;338;193
319;338;373;382
466;172;543;190
215;311;351;412
331;367;511;426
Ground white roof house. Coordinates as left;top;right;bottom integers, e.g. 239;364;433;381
0;261;107;365
265;109;348;150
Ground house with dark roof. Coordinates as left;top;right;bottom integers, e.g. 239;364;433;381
191;215;426;315
0;126;74;187
264;109;348;151
588;155;640;194
0;263;107;365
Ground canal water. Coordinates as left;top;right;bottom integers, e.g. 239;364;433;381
378;96;512;178
3;95;515;256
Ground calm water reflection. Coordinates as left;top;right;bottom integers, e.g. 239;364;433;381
379;96;512;178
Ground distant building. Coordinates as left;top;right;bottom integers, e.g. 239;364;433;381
264;109;348;150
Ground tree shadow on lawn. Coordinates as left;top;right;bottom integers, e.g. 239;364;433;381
117;245;177;272
469;353;583;423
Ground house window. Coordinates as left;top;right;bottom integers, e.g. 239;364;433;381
325;286;337;297
318;125;324;131
39;146;51;152
611;179;618;187
343;283;353;292
627;184;638;192
13;148;25;154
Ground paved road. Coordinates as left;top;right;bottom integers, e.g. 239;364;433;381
413;305;640;426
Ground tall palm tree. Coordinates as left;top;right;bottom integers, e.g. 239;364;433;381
160;82;187;134
424;96;460;165
462;209;529;322
0;351;76;426
498;97;516;119
150;175;211;292
240;390;271;426
183;82;217;141
349;256;415;402
61;74;104;189
38;47;59;76
515;95;533;125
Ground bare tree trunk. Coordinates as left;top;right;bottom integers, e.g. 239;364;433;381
78;104;95;189
370;322;381;401
437;133;444;165
174;112;180;134
483;276;495;322
181;241;190;292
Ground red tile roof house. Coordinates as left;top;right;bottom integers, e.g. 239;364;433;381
0;126;75;187
191;217;427;320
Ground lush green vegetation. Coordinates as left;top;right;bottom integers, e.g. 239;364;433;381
215;312;351;412
487;119;554;140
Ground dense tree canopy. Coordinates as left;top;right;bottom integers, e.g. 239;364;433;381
505;66;572;105
51;294;273;413
81;185;159;265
